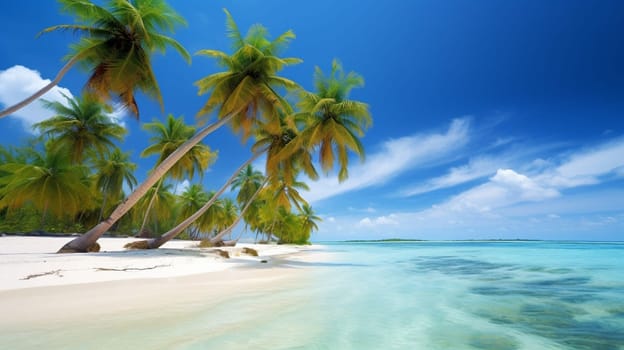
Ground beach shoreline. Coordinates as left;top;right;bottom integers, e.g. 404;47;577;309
0;236;317;290
0;236;324;328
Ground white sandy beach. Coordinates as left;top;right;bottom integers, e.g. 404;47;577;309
0;236;325;330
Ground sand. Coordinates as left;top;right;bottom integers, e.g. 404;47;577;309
0;236;322;328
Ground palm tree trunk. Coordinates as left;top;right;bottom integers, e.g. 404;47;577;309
57;115;234;253
209;178;268;245
144;151;264;249
0;56;80;118
40;201;49;231
97;179;110;223
137;179;163;237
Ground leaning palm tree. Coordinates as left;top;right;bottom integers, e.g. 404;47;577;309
0;0;190;119
133;182;175;236
0;145;92;228
177;184;209;239
213;198;238;240
137;114;216;236
34;93;126;164
127;113;314;249
61;10;300;252
92;148;137;222
231;164;265;206
283;60;372;181
195;191;225;238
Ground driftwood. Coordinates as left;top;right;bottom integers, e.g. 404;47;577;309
20;269;63;280
95;264;170;272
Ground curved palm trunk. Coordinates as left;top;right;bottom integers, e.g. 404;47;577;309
209;178;268;245
97;179;111;223
58;115;233;253
0;56;80;118
144;151;264;249
137;179;163;237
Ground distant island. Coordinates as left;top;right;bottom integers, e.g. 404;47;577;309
343;238;544;243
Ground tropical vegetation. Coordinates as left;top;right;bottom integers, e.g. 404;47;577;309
0;1;371;251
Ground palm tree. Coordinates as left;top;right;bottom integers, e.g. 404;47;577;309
126;150;265;249
231;165;265;206
34;94;126;164
151;112;320;248
195;191;225;238
177;184;208;239
194;9;301;140
214;198;238;240
299;204;321;237
142;114;216;182
0;0;190;119
60;10;300;252
134;182;175;236
92;148;137;222
0;145;92;227
284;60;372;181
138;114;216;236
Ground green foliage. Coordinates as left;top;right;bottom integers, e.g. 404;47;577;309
195;9;301;140
0;6;373;246
41;0;190;116
285;60;371;182
142;114;217;181
34;93;125;164
0;145;93;222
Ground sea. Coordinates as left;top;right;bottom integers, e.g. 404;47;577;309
3;241;624;349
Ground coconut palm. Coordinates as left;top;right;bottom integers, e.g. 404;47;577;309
177;184;208;239
205;114;321;245
0;146;91;227
130;113;315;249
62;10;301;252
284;60;372;182
134;181;175;236
214;198;238;239
142;114;216;182
195;191;225;238
34;94;126;164
231;164;265;206
0;0;190;119
194;9;301;140
299;204;321;236
92;148;137;221
126;150;265;249
137;114;217;236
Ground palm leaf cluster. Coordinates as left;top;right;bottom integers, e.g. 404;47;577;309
41;0;190;117
195;9;301;140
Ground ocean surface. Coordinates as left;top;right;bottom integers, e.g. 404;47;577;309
3;241;624;349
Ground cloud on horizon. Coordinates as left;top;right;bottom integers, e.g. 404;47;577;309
315;134;624;240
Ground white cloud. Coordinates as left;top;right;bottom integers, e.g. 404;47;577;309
358;214;399;227
0;65;127;131
539;137;624;188
0;65;73;131
436;169;560;214
401;157;500;196
313;135;624;241
306;118;471;202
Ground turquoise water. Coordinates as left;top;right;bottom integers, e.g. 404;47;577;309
297;241;624;350
2;241;624;349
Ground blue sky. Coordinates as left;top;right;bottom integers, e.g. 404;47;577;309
1;1;623;241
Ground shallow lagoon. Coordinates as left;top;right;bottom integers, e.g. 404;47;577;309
2;241;623;349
